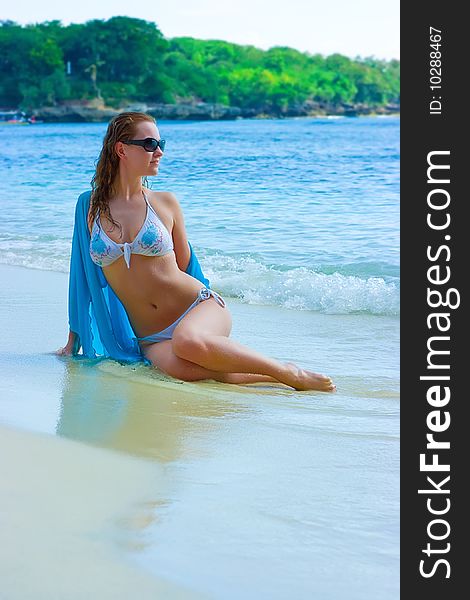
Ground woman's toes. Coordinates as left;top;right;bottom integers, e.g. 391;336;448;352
282;363;335;392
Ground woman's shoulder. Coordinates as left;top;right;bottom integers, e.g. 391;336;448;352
145;189;181;219
145;188;179;204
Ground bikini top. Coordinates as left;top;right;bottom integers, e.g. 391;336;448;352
89;191;174;269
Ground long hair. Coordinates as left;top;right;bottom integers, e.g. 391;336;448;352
88;111;156;235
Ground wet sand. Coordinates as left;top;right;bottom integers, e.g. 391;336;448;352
0;424;207;599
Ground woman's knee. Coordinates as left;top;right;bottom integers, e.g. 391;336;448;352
151;352;214;382
143;338;213;382
171;330;209;361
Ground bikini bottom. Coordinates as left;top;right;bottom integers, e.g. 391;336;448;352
135;287;226;346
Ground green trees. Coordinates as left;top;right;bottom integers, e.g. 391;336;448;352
0;18;399;113
0;21;69;108
57;17;168;104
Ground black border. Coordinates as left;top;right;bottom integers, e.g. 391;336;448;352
401;3;465;596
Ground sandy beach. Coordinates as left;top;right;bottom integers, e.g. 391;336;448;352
0;425;207;600
0;262;399;599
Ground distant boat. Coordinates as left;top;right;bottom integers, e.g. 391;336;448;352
0;110;42;124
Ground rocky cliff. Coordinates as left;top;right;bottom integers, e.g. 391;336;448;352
31;100;399;122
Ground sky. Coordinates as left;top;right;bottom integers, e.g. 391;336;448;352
2;0;400;61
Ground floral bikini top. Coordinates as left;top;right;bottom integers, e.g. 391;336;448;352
89;191;174;269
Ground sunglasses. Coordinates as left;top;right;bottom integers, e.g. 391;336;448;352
123;138;166;152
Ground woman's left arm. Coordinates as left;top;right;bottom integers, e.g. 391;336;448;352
166;192;191;271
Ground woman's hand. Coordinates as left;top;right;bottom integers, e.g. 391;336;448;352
55;343;74;356
55;330;78;356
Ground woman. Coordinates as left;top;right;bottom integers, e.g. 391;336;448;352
57;112;335;392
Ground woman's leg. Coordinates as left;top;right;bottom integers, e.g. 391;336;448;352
142;340;289;386
171;298;335;392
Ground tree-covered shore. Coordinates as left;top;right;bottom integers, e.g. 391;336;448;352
0;17;400;121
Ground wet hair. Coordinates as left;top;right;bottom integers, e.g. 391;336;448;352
88;111;156;235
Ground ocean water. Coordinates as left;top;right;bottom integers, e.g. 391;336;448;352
0;117;399;599
0;117;399;316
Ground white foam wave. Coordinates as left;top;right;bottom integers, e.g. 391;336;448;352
203;254;399;316
0;241;399;316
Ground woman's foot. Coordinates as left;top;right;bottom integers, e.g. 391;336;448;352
282;362;336;392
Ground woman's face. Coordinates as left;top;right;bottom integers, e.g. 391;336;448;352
117;120;163;177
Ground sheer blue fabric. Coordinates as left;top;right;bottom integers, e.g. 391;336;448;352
68;190;210;363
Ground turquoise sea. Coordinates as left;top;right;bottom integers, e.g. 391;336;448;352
0;116;399;599
0;116;399;315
